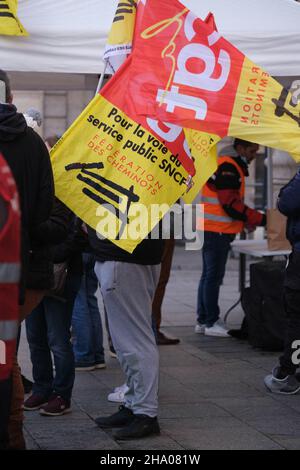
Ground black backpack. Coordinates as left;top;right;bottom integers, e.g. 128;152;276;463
242;261;287;351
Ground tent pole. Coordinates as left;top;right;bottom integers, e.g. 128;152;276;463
266;147;274;209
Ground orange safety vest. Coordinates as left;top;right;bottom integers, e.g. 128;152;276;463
198;156;245;234
0;153;20;381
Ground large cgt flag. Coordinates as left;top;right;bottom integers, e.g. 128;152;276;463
51;56;191;254
127;0;300;161
104;0;197;184
0;0;28;36
105;0;221;202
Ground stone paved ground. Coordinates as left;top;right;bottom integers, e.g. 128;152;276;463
19;245;300;450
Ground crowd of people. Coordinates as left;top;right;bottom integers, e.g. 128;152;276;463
1;68;300;449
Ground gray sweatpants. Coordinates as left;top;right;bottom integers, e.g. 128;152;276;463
95;261;160;417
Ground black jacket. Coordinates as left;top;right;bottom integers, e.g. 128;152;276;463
278;169;300;252
88;228;164;265
0;104;54;298
26;199;73;290
53;217;88;273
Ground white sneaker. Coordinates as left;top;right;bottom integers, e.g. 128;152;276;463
195;323;205;334
205;320;229;337
107;383;129;403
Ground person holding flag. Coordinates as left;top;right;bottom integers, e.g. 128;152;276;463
89;229;163;440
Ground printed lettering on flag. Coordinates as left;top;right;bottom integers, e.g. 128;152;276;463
126;0;300;161
51;61;189;253
127;0;244;137
105;0;220;199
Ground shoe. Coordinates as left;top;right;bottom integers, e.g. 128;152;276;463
39;395;71;416
107;383;129;403
228;329;248;340
264;372;300;395
75;364;96;371
205;320;229;337
156;331;180;345
95;405;134;428
195;323;205;334
21;375;33;394
272;366;290;382
109;345;117;359
114;415;160;440
94;361;106;370
24;393;49;411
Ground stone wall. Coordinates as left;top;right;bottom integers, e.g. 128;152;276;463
9;72;98;139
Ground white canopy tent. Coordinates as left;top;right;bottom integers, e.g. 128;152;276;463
0;0;300;76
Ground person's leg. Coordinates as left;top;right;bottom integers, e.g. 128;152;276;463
72;256;95;368
95;261;160;418
25;302;53;398
9;292;46;448
197;238;208;326
84;254;105;366
19;289;45;322
7;358;26;450
0;376;12;449
279;251;300;375
151;240;179;345
104;305;116;357
198;232;232;327
264;252;300;394
279;286;300;375
152;239;175;331
45;273;80;402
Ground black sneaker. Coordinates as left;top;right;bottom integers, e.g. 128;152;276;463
228;329;248;340
95;405;134;428
114;415;160;440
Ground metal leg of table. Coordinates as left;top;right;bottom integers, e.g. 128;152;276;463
224;252;246;323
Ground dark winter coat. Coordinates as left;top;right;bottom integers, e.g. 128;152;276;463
0;103;54;298
26;199;73;290
277;169;300;252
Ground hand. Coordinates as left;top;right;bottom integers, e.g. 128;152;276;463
245;223;256;233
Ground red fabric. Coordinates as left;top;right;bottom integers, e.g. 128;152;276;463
244;207;264;226
125;0;245;137
217;188;264;226
0;153;20;381
217;188;246;215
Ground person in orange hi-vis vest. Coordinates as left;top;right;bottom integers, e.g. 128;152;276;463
196;139;266;338
0;152;20;450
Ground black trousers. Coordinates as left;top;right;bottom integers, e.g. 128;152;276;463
0;375;12;449
279;251;300;375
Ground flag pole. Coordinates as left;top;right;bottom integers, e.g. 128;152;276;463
95;62;109;96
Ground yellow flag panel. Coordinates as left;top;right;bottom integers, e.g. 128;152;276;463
0;0;28;36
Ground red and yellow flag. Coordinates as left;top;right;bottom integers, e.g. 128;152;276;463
0;0;28;36
104;0;220;200
126;0;300;161
51;57;190;253
104;0;137;74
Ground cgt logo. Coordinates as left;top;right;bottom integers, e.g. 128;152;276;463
0;340;6;365
292;340;300;366
141;9;231;121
